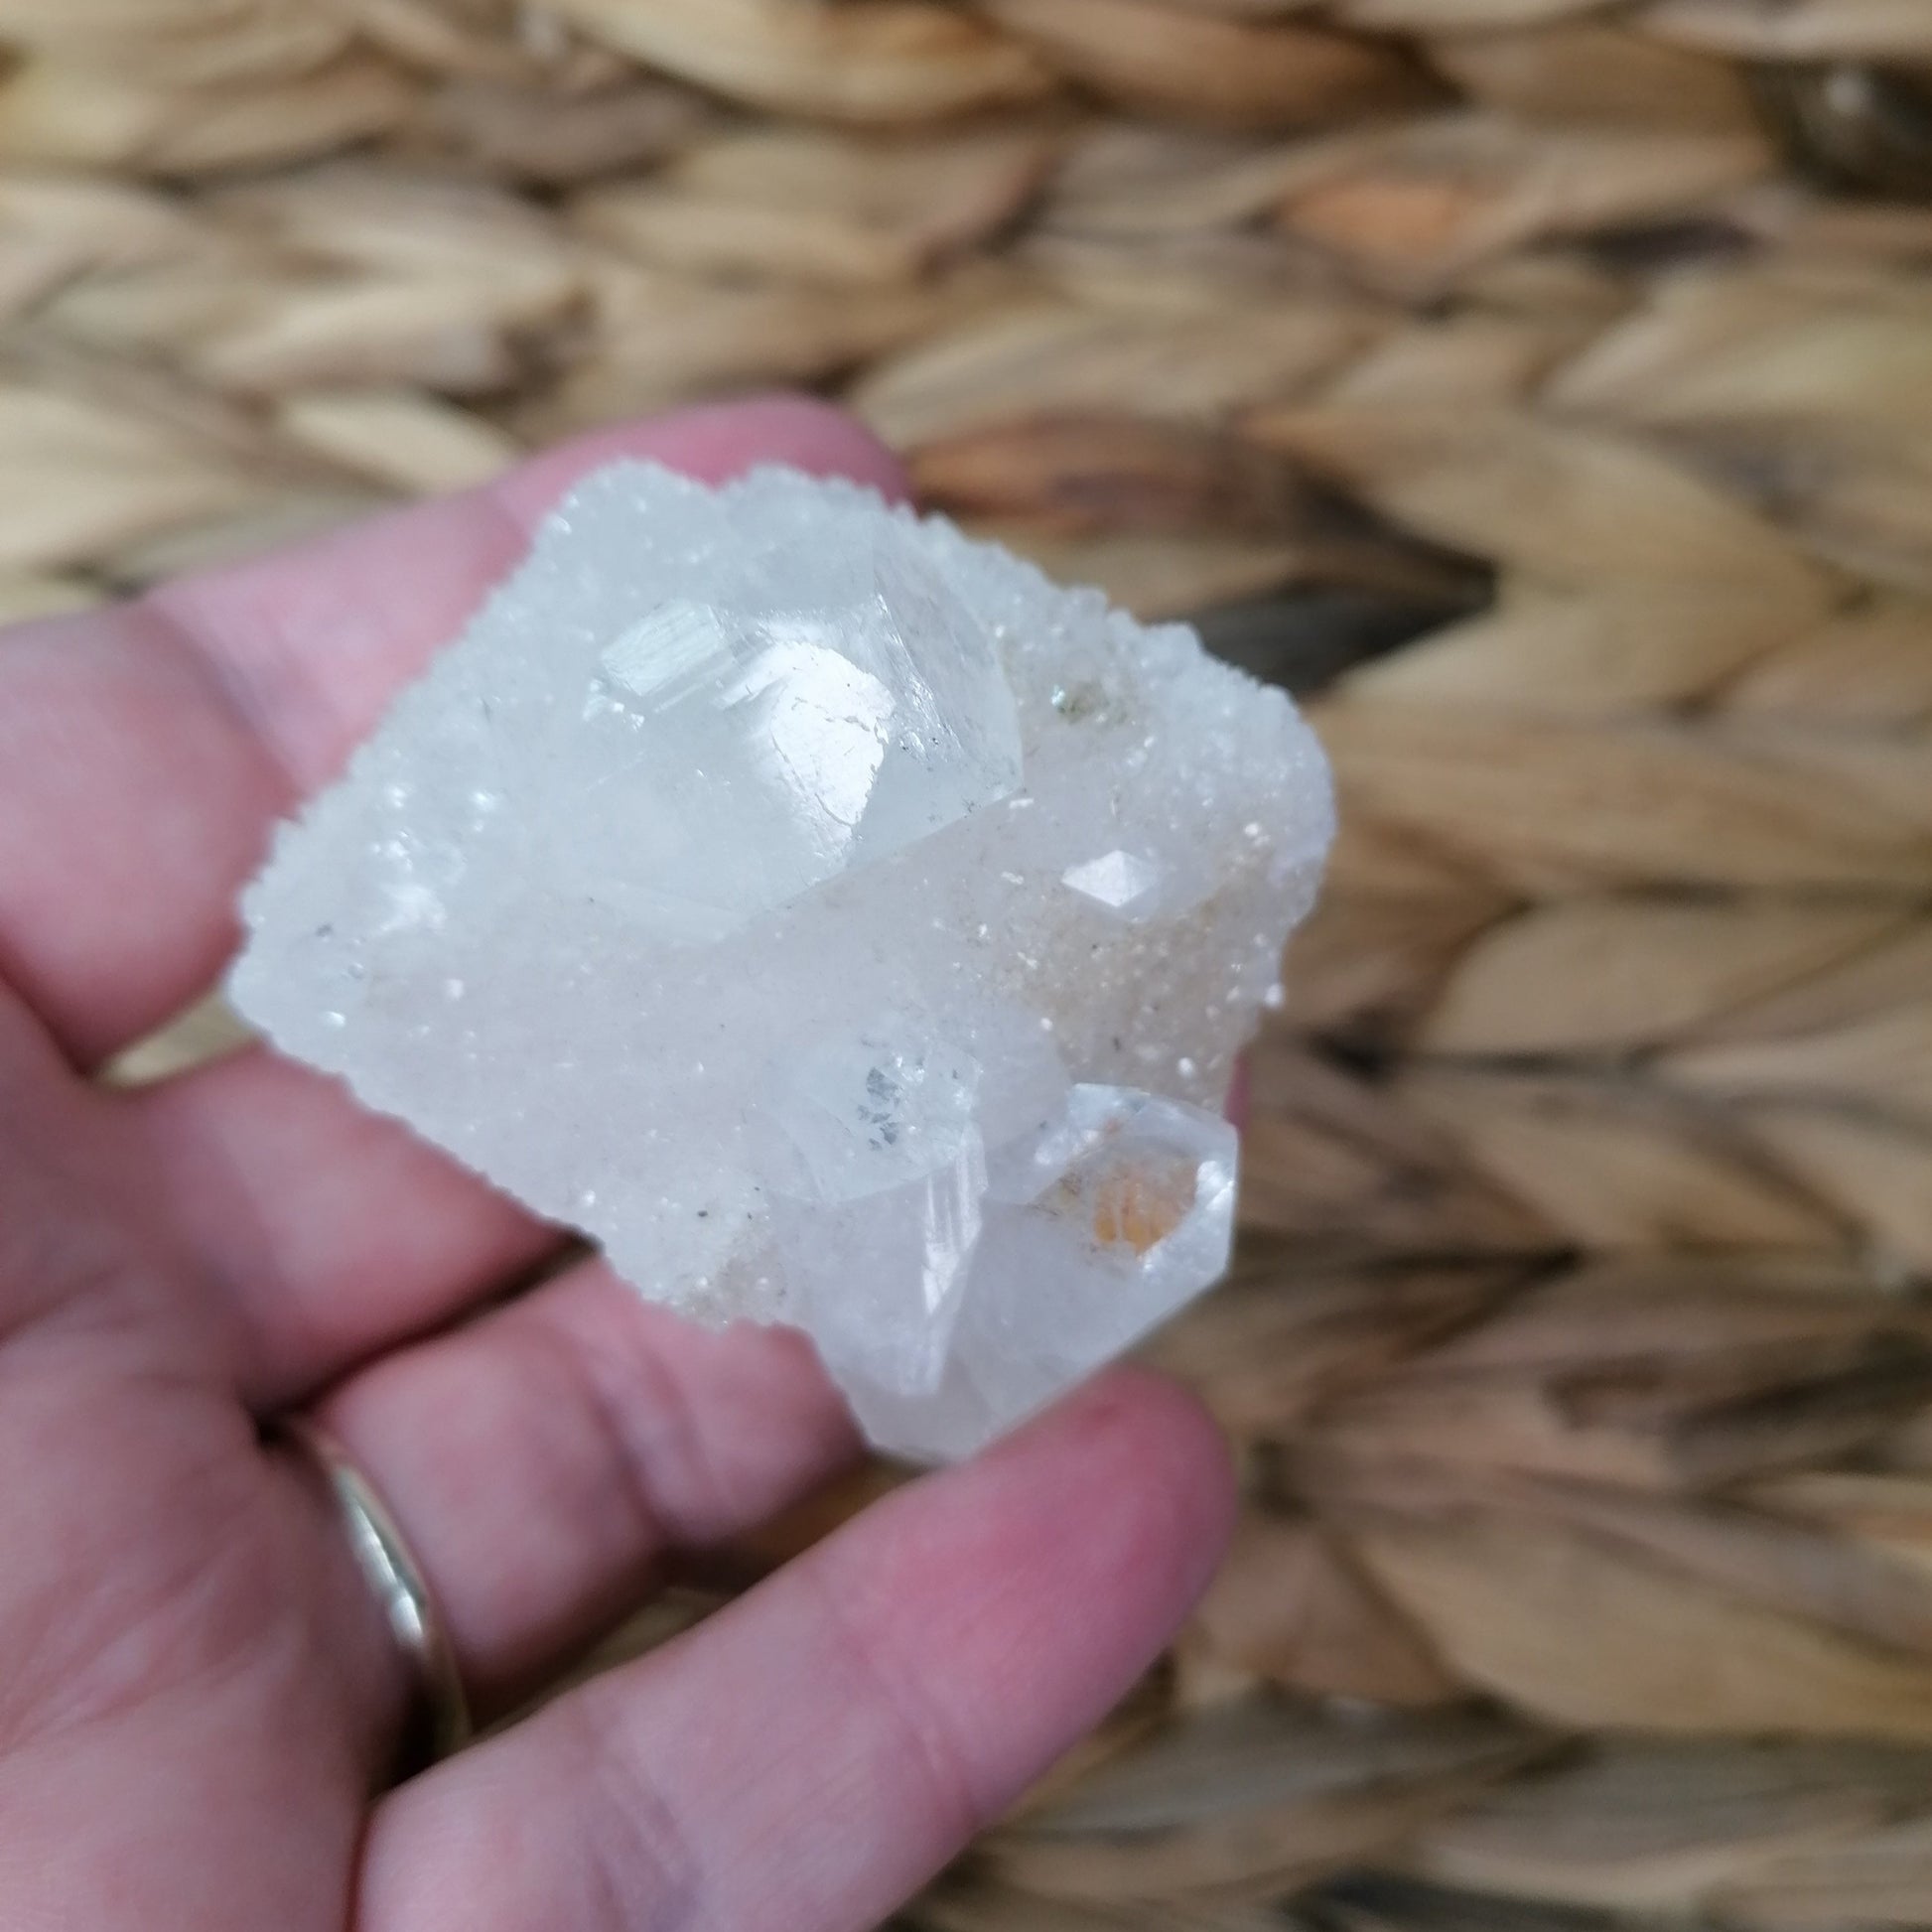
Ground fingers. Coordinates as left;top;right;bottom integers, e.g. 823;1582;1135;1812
355;1371;1235;1932
0;398;907;1065
0;602;282;1068
0;982;138;1340
130;1046;560;1408
310;1258;859;1711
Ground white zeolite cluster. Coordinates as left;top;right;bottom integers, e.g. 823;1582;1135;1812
231;464;1334;1460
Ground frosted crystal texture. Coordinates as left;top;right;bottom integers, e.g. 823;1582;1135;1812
230;463;1334;1461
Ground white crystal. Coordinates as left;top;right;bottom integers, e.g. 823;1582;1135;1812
832;1085;1239;1460
769;1015;986;1205
763;1013;990;1394
1062;849;1167;920
551;535;1023;945
230;463;1334;1461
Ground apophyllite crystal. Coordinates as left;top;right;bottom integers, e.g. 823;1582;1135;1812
230;463;1334;1460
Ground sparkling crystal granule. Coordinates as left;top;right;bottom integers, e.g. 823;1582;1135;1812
230;463;1334;1460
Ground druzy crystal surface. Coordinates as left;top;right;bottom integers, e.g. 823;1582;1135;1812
231;463;1333;1461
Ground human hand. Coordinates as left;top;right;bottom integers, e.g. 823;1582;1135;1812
0;400;1235;1932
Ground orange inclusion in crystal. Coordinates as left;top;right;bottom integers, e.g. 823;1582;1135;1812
1090;1157;1199;1256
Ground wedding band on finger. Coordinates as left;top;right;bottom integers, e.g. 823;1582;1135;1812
281;1417;472;1780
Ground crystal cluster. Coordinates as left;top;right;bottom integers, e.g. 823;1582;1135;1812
230;464;1333;1460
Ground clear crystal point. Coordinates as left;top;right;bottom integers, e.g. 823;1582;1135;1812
542;535;1021;945
230;463;1333;1461
836;1084;1240;1460
764;1015;991;1393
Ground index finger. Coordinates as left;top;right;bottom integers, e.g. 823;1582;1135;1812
0;399;909;1066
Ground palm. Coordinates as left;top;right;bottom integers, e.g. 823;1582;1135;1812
0;400;1232;1932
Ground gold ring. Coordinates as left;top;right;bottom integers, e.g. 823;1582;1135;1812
282;1417;472;1779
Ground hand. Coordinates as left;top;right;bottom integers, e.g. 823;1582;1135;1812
0;400;1235;1931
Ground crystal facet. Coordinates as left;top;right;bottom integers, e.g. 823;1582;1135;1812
230;463;1333;1461
830;1084;1239;1460
545;534;1022;945
1061;849;1167;920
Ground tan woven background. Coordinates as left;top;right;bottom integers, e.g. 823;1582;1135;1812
9;2;1932;1926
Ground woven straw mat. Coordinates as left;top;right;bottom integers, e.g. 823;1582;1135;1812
8;3;1932;1927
